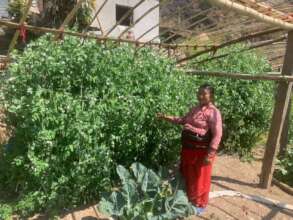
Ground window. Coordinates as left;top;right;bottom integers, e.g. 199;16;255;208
116;5;133;26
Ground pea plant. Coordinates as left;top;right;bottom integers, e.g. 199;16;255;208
0;34;275;217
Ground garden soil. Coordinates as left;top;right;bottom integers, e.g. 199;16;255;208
29;148;293;220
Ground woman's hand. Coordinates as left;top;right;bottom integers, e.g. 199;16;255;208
156;113;167;120
183;123;194;131
156;114;181;124
203;156;212;165
204;153;215;165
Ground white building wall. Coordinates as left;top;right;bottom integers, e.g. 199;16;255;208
0;0;8;18
94;0;159;42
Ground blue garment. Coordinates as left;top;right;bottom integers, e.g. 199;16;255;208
192;205;206;216
196;207;206;215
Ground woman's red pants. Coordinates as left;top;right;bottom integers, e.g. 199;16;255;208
180;147;215;208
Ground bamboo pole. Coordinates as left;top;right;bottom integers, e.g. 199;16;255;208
188;36;286;65
104;0;145;37
96;17;104;35
83;0;108;34
160;7;213;32
198;3;292;40
279;98;291;157
272;178;293;195
197;19;257;43
238;0;291;21
0;19;212;50
136;23;159;41
7;0;33;54
177;28;283;64
183;8;270;43
139;23;200;42
260;83;292;187
54;0;87;40
118;2;161;39
163;14;212;43
208;0;293;30
136;29;211;53
189;37;286;64
270;54;285;62
194;17;275;46
145;7;213;45
183;70;293;82
136;6;212;47
59;0;86;29
260;31;293;189
160;0;198;22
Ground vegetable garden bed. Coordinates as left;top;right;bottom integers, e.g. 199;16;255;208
0;34;290;219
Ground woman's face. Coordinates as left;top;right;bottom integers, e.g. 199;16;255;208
197;88;212;105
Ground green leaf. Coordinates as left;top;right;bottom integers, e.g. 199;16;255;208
117;165;132;184
98;191;127;216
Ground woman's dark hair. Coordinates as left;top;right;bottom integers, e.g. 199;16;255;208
198;84;215;101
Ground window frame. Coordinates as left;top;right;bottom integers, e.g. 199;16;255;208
115;4;134;27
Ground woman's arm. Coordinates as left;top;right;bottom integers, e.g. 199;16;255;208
207;108;223;157
157;107;195;125
157;113;187;125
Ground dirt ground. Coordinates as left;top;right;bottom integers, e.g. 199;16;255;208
34;150;292;220
189;151;293;220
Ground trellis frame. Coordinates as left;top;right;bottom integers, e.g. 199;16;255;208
207;0;293;189
7;0;33;54
1;0;293;190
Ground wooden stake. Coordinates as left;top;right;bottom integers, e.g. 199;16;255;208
96;16;104;36
163;16;210;43
60;0;86;29
83;0;108;34
279;98;291;157
260;31;293;189
138;7;214;48
177;28;283;64
136;23;159;41
0;18;209;49
7;0;33;54
278;31;293;158
183;70;293;82
190;36;286;65
54;0;87;40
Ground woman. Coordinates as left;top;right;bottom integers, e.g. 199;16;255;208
157;84;222;215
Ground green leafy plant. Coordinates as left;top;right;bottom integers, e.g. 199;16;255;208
7;0;30;21
7;0;95;30
275;147;293;187
288;101;293;144
0;34;193;216
40;0;96;30
98;163;193;220
0;204;13;220
0;35;275;216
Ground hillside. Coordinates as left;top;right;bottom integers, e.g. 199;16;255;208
159;0;293;70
